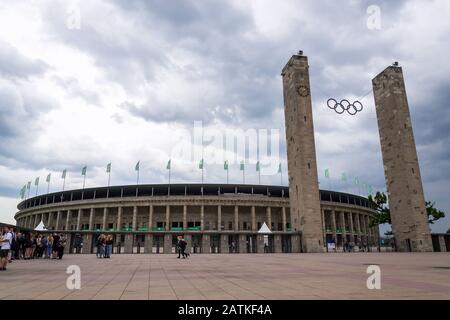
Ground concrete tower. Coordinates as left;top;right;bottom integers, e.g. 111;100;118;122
372;64;432;252
281;52;323;253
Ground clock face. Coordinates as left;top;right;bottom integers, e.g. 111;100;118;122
296;85;310;97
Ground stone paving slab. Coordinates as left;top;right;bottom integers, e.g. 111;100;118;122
1;253;449;300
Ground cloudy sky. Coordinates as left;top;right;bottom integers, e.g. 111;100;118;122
0;0;449;233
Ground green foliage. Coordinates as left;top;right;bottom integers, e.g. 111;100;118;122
368;191;391;227
446;228;450;234
368;192;445;227
426;201;445;224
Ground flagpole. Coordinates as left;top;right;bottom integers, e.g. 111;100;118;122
108;171;111;187
62;176;66;191
47;181;50;194
83;175;86;190
35;183;39;196
280;169;283;186
226;168;229;184
243;167;245;184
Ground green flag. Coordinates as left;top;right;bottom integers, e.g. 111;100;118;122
81;166;87;176
224;160;228;170
46;173;51;183
325;169;330;178
61;169;67;179
106;163;111;173
135;161;140;171
256;161;260;172
34;177;39;186
278;163;282;173
240;160;245;171
341;172;347;181
166;160;171;170
199;159;204;169
20;185;26;199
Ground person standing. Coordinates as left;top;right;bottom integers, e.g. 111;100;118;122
105;235;113;258
52;233;60;259
0;226;13;270
57;234;66;259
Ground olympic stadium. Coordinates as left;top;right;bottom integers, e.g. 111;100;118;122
13;183;380;254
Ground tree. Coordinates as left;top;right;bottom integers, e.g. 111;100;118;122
368;192;446;227
447;228;450;234
426;201;445;224
368;192;391;227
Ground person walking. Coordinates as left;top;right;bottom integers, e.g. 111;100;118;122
176;236;189;259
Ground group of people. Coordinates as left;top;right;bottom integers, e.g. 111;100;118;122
95;234;114;258
0;225;67;271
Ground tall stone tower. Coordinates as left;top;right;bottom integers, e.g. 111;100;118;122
372;64;432;252
281;52;323;253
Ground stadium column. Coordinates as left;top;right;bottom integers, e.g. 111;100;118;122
220;234;229;254
149;205;153;230
76;209;81;231
89;208;94;230
182;205;187;230
102;208;107;230
282;206;287;232
184;234;192;254
341;211;346;244
239;234;246;254
165;205;170;231
251;206;256;231
164;234;172;254
361;214;367;245
33;214;38;229
217;205;222;232
266;207;272;230
274;235;282;253
145;233;153;254
234;205;239;232
124;233;133;254
202;234;210;253
200;205;204;231
55;211;61;230
331;210;337;245
355;212;361;246
117;206;122;231
349;212;354;239
321;208;326;246
132;206;137;231
47;212;52;229
65;210;70;231
256;233;265;253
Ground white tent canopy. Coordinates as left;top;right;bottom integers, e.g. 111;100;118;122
34;220;47;231
258;221;272;234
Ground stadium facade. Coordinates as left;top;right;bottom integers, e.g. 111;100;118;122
14;184;379;254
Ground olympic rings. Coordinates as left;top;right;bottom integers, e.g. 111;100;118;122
326;98;364;115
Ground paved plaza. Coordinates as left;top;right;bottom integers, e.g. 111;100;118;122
1;253;449;300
